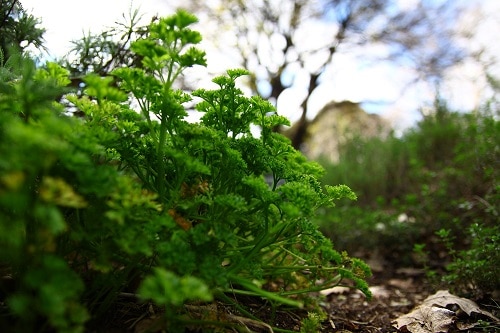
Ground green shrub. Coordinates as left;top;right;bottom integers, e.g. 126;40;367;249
315;205;421;265
444;223;499;297
0;10;370;332
316;97;499;296
434;185;500;297
319;134;411;207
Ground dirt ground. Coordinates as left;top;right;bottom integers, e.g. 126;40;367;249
226;263;435;333
100;257;499;333
318;265;435;333
233;262;499;333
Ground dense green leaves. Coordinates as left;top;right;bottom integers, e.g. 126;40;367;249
0;1;46;63
316;98;499;297
0;9;370;332
139;268;213;306
7;255;89;333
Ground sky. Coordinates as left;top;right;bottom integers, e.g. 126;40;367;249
21;0;499;133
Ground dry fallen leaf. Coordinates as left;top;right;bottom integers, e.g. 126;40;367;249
392;290;500;333
393;304;455;333
424;290;499;322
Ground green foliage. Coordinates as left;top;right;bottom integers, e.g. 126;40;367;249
0;9;370;332
437;192;500;297
300;311;327;333
7;255;89;333
316;97;499;296
63;6;146;77
319;133;410;207
0;56;92;332
138;268;213;306
0;0;46;61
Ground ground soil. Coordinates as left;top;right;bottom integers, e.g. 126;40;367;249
99;254;499;333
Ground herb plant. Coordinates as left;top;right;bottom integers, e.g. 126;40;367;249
0;10;370;332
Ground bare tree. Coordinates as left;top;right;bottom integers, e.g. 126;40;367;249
184;0;470;149
57;0;483;148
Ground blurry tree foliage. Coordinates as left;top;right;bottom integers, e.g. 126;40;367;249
0;0;45;62
59;0;492;148
62;8;149;86
184;0;471;148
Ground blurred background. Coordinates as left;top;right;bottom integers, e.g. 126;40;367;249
18;0;500;134
17;0;500;134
